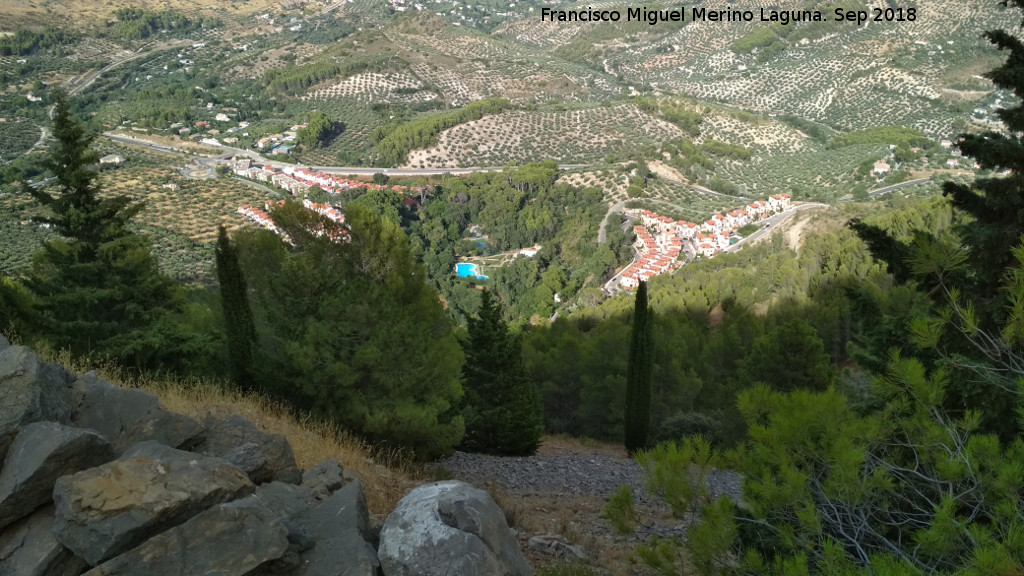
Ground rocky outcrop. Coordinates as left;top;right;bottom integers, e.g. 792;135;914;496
69;372;202;452
0;346;73;462
0;345;531;576
82;501;290;576
194;414;301;484
378;480;532;576
0;422;115;530
295;479;379;576
53;441;256;565
0;506;87;576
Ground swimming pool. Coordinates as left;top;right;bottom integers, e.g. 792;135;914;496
456;263;478;277
455;263;487;280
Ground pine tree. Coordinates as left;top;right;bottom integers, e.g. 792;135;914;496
215;226;257;391
624;280;653;454
939;0;1024;312
22;90;182;367
460;288;543;456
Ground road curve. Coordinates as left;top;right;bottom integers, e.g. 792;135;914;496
837;177;934;203
724;203;833;252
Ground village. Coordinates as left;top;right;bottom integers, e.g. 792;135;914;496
230;153;796;292
617;193;791;290
232;158;422;237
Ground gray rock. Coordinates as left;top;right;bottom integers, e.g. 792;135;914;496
0;346;72;463
528;535;587;561
0;422;115;530
229;482;320;576
69;371;202;452
379;480;532;576
0;333;8;351
83;500;289;576
227;481;318;519
223;441;269;481
295;478;379;576
194;414;301;484
302;459;345;500
52;440;255;566
0;506;87;576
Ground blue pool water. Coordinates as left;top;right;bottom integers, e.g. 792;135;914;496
456;263;478;277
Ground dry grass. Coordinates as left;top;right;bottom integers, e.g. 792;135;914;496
47;351;424;516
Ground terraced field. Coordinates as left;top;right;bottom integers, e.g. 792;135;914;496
403;104;685;167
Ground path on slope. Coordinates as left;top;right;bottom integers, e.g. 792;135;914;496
439;439;741;568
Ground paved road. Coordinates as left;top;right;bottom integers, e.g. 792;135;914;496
232;177;283;198
837;177;934;203
688;181;752;202
597;201;628;244
101;132;589;176
723;203;832;252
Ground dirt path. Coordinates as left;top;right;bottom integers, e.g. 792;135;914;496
439;438;740;575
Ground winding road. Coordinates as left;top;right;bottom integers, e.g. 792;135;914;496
837;177;934;202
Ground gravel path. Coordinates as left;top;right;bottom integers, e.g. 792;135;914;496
440;447;743;506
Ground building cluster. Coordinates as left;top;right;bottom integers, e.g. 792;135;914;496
230;157;423;199
254;124;305;155
618;193;790;290
236;200;347;243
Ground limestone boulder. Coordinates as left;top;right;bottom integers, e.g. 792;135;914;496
82;501;289;576
0;346;72;463
52;440;254;565
0;333;8;352
194;414;301;484
69;371;202;452
378;480;531;576
0;506;87;576
0;422;115;530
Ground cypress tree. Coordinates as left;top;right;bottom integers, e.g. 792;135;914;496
624;280;653;454
460;288;543;456
23;90;182;367
215;226;257;391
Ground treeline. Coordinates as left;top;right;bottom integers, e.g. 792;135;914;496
370;98;512;166
110;8;221;40
828;125;933;149
263;59;380;96
296;111;337;148
777;112;833;143
634;98;703;136
0;27;76;56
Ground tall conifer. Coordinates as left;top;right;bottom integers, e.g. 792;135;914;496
24;91;181;366
460;288;543;455
625;280;653;454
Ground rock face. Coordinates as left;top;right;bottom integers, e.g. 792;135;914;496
0;347;72;462
194;414;302;484
0;422;115;530
0;506;88;576
52;441;255;565
69;372;203;452
82;501;290;576
378;480;532;576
